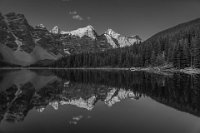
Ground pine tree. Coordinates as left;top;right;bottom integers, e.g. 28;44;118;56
194;38;200;68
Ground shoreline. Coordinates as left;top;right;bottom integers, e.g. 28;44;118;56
0;67;200;75
130;67;200;75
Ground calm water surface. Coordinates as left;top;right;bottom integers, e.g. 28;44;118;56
0;69;200;133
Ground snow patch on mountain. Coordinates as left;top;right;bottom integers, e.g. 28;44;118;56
51;26;60;34
104;34;118;48
104;29;142;48
105;29;120;39
36;24;46;30
128;35;142;44
61;25;96;40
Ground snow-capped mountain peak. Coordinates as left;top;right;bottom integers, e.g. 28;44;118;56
127;35;142;44
104;34;118;48
51;26;60;34
104;28;142;48
61;25;97;40
105;29;120;39
86;25;94;30
36;24;46;29
128;35;142;41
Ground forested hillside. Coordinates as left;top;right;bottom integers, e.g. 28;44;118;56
47;18;200;68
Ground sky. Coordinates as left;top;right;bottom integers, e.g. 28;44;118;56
0;0;200;40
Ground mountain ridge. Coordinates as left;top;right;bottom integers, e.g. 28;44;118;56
49;17;200;69
0;12;141;66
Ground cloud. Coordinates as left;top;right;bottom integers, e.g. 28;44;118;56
72;15;83;21
69;11;77;15
87;17;91;20
69;10;91;21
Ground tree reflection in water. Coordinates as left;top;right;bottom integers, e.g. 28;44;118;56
0;69;200;124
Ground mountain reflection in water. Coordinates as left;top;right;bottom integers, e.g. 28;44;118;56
0;69;200;133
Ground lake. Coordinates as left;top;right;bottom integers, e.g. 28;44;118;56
0;69;200;133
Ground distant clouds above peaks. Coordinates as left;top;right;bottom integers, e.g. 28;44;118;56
69;10;91;21
69;11;77;15
72;14;83;21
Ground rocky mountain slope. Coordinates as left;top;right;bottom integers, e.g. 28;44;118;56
104;29;142;48
0;12;141;66
0;12;64;66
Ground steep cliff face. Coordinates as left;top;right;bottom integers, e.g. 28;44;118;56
4;12;35;53
0;13;64;66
